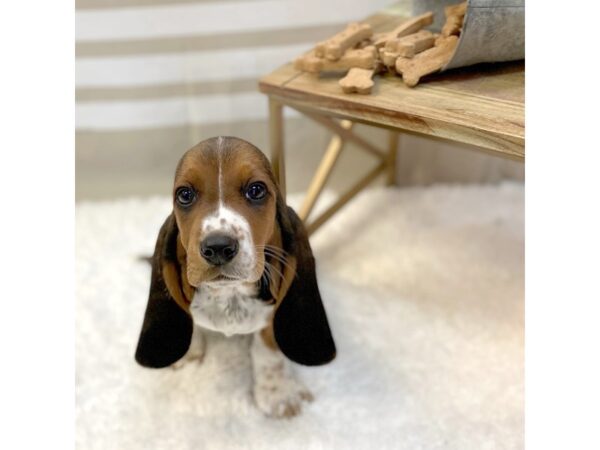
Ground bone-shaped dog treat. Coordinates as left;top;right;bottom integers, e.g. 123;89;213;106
441;14;463;37
371;32;388;49
373;12;434;49
315;22;373;61
339;68;375;94
381;49;400;68
294;46;376;73
398;35;458;87
355;38;375;49
397;35;436;58
381;49;415;73
445;1;467;19
294;53;325;72
384;30;433;52
394;55;412;74
385;30;436;58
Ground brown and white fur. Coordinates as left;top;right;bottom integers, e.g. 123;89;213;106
134;137;336;418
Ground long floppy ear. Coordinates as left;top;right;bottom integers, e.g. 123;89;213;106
135;213;193;368
272;197;336;366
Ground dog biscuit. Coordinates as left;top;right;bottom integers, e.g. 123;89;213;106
385;30;435;57
295;46;377;73
315;22;373;61
445;1;467;19
373;12;434;49
381;49;400;68
355;38;375;49
339;68;375;94
441;14;463;37
394;56;412;74
399;35;458;87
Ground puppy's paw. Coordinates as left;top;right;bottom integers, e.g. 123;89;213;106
253;377;313;418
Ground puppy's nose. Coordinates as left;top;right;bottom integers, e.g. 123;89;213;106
200;234;239;266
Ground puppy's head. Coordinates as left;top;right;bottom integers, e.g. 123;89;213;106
135;137;336;369
173;136;277;287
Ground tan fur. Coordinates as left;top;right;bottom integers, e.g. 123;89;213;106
264;225;284;302
276;255;297;304
165;138;311;363
173;140;278;288
252;215;299;352
177;238;196;305
161;259;190;312
166;138;307;348
259;252;298;351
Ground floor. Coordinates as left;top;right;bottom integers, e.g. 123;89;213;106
76;183;524;449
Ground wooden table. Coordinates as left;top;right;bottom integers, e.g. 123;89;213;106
259;12;524;235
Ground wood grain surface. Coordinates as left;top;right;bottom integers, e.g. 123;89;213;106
259;13;524;160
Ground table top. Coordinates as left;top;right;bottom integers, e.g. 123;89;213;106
259;13;525;161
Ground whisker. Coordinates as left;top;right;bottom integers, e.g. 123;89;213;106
263;249;295;273
260;266;272;287
261;244;292;259
255;245;288;265
255;244;297;278
264;260;285;283
262;259;277;284
263;260;279;281
261;267;274;292
259;245;288;259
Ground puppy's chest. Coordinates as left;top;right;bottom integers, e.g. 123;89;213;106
190;283;273;337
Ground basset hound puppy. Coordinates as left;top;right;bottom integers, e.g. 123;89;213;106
135;136;336;418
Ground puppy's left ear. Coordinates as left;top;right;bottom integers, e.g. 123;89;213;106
272;199;336;366
135;213;193;368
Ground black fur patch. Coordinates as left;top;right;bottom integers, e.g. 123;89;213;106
135;214;193;368
272;206;336;366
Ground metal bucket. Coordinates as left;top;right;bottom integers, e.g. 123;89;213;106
413;0;525;70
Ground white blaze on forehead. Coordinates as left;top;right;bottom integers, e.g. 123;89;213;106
217;136;224;205
200;140;257;278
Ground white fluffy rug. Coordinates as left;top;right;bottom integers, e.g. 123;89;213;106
76;183;524;450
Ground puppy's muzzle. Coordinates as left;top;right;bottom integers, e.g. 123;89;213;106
200;234;239;266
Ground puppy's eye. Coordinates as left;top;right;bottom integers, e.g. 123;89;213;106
245;182;267;202
175;187;196;207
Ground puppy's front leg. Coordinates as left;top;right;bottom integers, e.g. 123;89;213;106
251;330;313;418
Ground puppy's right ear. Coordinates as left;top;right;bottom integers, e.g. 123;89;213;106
135;213;193;368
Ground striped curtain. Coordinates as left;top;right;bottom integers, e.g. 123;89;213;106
75;0;522;200
76;0;392;131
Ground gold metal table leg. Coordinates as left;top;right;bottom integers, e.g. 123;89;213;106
268;98;286;200
306;160;387;235
387;131;399;186
299;109;386;160
268;101;396;236
298;120;353;222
